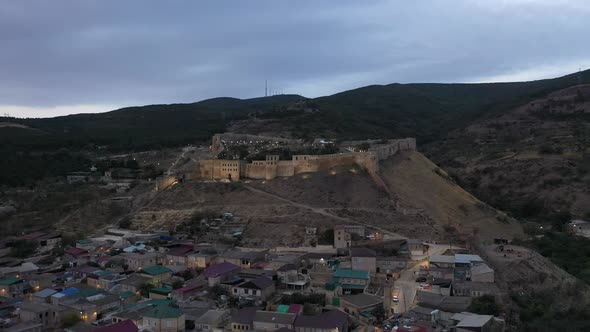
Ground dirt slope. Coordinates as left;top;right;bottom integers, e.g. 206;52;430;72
380;151;523;241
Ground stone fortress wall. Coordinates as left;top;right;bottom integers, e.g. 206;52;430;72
196;135;416;181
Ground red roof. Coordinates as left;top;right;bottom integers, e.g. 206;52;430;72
288;304;303;314
64;247;89;256
95;319;138;332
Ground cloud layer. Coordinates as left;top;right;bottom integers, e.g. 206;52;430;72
1;1;589;117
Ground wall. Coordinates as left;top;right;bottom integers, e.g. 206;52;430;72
197;137;416;181
155;176;177;191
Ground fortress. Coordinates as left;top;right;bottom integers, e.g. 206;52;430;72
196;135;417;181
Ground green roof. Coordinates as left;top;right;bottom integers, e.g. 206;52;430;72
0;277;23;286
276;304;290;313
143;302;183;319
120;291;135;299
150;287;173;296
360;311;375;318
333;269;370;280
339;283;367;289
141;265;173;276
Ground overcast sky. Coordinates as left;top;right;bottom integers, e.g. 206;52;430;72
1;0;590;118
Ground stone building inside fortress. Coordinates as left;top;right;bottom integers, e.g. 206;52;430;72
196;137;416;181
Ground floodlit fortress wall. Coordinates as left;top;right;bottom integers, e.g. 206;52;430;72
197;137;416;181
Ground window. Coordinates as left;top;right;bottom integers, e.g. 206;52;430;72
234;289;237;293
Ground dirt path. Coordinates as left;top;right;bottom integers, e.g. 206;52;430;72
244;184;406;239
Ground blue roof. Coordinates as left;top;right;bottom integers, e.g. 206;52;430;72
61;287;79;295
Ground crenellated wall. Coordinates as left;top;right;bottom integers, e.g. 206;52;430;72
197;137;416;181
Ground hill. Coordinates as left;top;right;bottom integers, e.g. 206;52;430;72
57;151;518;245
425;84;590;221
0;94;306;150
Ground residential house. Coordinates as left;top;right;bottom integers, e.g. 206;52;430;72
204;262;241;287
231;276;275;301
187;251;215;269
450;312;505;332
50;287;80;304
64;247;90;264
237;268;276;282
334;225;365;249
165;246;195;272
149;286;173;300
120;274;152;294
340;293;383;324
453;282;499;298
139;265;173;285
193;309;225;332
120;252;164;271
18;301;61;328
253;311;297;332
277;264;309;290
326;269;370;295
376;257;408;274
470;264;494;283
350;248;377;273
95;319;139;332
293;310;349;332
141;301;186;332
429;279;452;296
416;290;471;313
406;239;427;256
0;277;27;298
429;255;455;269
218;250;265;269
98;273;128;290
32;288;57;303
171;282;206;301
230;307;258;332
0;262;39;279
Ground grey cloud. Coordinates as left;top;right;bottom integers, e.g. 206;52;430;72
0;0;589;114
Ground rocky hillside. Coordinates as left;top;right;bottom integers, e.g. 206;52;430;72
115;151;521;246
425;84;590;222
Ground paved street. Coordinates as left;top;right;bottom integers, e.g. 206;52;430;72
392;243;462;313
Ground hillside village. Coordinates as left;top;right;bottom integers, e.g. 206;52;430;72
0;133;568;332
0;214;511;332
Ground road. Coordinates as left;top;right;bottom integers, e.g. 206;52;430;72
167;146;196;174
393;243;463;313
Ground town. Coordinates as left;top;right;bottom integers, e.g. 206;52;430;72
0;209;526;332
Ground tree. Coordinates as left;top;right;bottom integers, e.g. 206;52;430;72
468;295;500;316
10;240;38;258
61;313;82;328
318;229;334;245
172;280;184;289
138;283;153;297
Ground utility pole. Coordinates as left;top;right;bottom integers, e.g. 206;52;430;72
265;80;268;97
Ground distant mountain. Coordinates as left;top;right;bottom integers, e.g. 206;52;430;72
0;94;306;150
2;70;590;150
